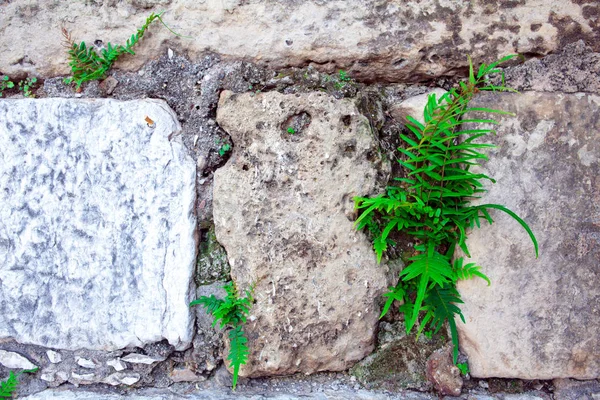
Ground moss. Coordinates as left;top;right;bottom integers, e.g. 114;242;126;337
195;224;230;285
350;322;447;392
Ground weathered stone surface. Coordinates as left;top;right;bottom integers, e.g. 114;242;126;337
504;41;600;94
214;91;388;376
390;89;447;125
1;1;597;82
76;358;96;369
22;388;435;400
46;351;62;364
106;359;126;372
456;92;600;379
102;372;141;386
351;322;447;392
121;354;164;365
0;99;197;351
425;345;462;396
553;378;600;400
0;349;38;369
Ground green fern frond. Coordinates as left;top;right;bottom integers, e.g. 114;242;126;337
0;368;38;398
355;54;538;365
189;282;254;391
63;12;187;89
228;326;250;391
400;244;454;332
0;371;18;398
423;284;465;364
453;257;490;285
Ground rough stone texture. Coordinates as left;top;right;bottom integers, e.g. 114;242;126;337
426;345;463;396
0;349;38;369
186;281;227;378
195;226;230;285
351;322;447;392
456;92;600;379
0;99;197;351
1;1;598;82
389;88;447;125
46;351;61;364
213;91;388;377
22;388;435;400
553;378;600;400
504;41;600;94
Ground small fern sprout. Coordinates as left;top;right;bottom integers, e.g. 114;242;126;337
62;11;189;89
190;281;255;390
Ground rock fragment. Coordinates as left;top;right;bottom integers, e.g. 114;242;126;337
0;349;38;370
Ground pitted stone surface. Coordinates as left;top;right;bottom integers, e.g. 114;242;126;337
0;99;197;351
213;91;388;377
1;1;597;82
457;92;600;379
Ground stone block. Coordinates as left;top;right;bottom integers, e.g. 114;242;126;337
213;91;388;376
456;92;600;379
0;99;197;351
1;1;597;82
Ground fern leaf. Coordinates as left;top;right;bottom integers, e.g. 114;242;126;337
400;245;454;332
380;283;406;319
424;284;465;364
0;371;18;398
478;204;539;258
189;295;224;320
373;236;387;264
228;326;249;391
453;257;490;285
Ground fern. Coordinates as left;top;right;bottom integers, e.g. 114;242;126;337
190;282;254;390
62;12;186;89
356;55;538;364
0;368;38;398
227;326;250;390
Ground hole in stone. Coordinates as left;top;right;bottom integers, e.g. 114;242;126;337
339;139;356;158
366;149;378;162
281;111;312;139
341;115;352;127
242;165;249;171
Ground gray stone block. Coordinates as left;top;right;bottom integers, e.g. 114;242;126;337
456;92;600;379
0;99;197;351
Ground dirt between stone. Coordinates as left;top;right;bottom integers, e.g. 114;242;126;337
2;42;598;399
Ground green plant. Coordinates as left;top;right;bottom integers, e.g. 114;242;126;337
456;362;469;376
338;69;351;82
217;140;232;156
333;69;353;90
62;12;185;89
190;282;254;390
287;127;296;134
354;55;538;364
0;75;15;97
18;77;37;98
0;368;38;398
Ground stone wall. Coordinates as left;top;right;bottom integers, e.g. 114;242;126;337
0;1;599;397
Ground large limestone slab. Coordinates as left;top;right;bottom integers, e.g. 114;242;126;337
213;91;388;376
457;92;600;379
0;0;597;82
0;99;197;351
